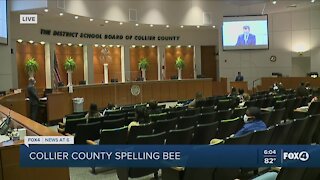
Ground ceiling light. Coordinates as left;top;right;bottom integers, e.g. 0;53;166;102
135;23;139;26
105;20;109;23
94;44;99;47
119;22;123;25
17;39;23;43
177;45;181;48
311;0;315;3
180;25;184;28
272;1;277;5
101;44;106;47
57;42;62;45
188;45;192;48
142;45;145;48
117;45;121;48
67;43;72;46
109;45;113;47
196;25;200;28
131;45;136;48
29;40;34;44
40;41;45;45
59;13;63;16
75;16;79;19
150;24;154;27
167;45;171;48
90;18;94;22
212;25;216;28
166;25;170;28
78;44;83;47
44;9;48;12
151;45;155;48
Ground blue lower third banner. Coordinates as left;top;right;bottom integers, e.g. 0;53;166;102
20;145;320;167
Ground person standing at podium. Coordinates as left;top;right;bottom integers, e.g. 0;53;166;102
235;72;244;81
27;77;40;122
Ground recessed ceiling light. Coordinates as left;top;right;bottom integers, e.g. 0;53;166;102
180;25;184;28
90;18;94;22
44;9;48;12
177;45;181;48
135;23;139;26
131;45;136;48
166;25;170;28
196;25;200;28
150;24;154;27
101;44;106;47
78;44;83;47
117;45;121;48
272;0;277;5
212;25;216;28
74;16;79;19
17;39;23;43
188;45;192;48
311;0;315;3
94;44;99;47
59;13;63;16
151;45;155;48
109;45;113;47
29;40;34;44
67;43;72;46
57;42;62;45
40;41;45;45
105;20;109;23
167;45;171;48
119;22;123;25
142;45;145;48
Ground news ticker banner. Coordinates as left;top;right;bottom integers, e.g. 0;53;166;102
20;140;320;168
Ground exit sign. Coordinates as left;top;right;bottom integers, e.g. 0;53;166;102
20;14;38;24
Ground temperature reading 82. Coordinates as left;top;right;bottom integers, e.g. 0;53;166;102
264;158;276;164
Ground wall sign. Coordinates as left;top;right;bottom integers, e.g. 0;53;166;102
40;29;180;41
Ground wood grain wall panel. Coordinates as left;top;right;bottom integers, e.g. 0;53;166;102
130;47;158;81
177;81;188;100
203;81;213;97
151;83;161;101
169;83;178;100
165;47;194;80
93;47;122;83
16;42;46;88
201;46;217;80
55;45;84;86
160;82;170;100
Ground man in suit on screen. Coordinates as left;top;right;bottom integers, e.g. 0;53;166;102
236;25;256;46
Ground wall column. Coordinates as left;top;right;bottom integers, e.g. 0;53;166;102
158;46;165;80
44;43;52;88
83;45;94;84
123;45;130;81
121;46;125;82
194;45;201;78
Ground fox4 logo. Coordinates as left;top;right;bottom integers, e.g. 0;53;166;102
283;151;309;162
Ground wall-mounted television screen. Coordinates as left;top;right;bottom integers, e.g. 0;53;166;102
222;15;268;50
0;0;8;45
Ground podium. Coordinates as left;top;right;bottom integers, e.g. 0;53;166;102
230;81;248;93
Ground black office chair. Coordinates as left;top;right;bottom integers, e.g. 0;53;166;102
216;117;242;139
127;122;155;143
200;106;215;113
231;107;247;119
286;117;308;144
250;127;275;144
101;118;126;129
299;114;320;144
74;121;101;144
215;109;233;122
62;117;87;134
184;107;201;116
198;112;217;124
154;118;178;133
267;108;285;127
269;121;292;144
99;126;128;145
166;126;194;144
176;114;199;129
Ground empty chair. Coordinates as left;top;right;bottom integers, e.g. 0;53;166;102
299;114;320;144
192;122;218;144
250;127;275;144
283;98;296;120
200;106;215;113
107;113;126;120
216;117;242;139
267;108;285;127
216;99;235;110
215;109;233;122
65;112;86;119
167;110;185;119
260;110;271;125
149;112;167;122
116;131;166;180
176;114;199;129
255;98;265;108
88;116;105;124
166;126;194;144
231;107;247;119
127;122;155;143
154;118;178;133
63;117;87;134
274;100;287;109
198;112;217;124
184;107;201;116
74;121;101;144
269;121;292;144
286;117;308;144
244;100;257;108
262;97;275;108
99;126;128;144
101;118;126;129
307;101;320;115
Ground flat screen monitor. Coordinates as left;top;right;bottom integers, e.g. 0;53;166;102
222;15;269;50
0;0;8;45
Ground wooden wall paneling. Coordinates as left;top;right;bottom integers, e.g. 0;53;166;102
177;81;188;100
130;47;158;81
55;45;84;86
168;82;178;101
165;47;194;80
160;82;170;101
47;93;72;121
151;82;161;102
201;46;217;80
141;83;152;102
203;80;213;97
16;42;46;88
115;84;131;105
